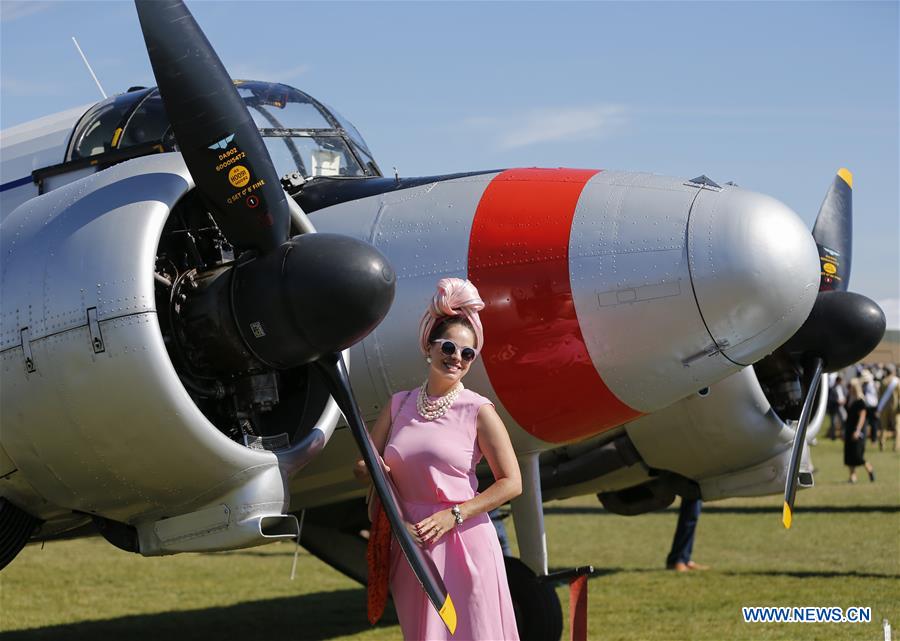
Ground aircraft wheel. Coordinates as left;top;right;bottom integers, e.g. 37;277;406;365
0;499;41;571
505;556;563;641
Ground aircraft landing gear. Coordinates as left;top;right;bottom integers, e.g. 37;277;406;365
505;556;563;641
0;498;41;570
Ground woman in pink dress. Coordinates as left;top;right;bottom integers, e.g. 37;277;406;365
355;278;522;640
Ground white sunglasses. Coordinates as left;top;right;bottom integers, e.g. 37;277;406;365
431;339;478;362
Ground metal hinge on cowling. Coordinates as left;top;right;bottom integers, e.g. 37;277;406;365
20;327;35;373
87;307;105;353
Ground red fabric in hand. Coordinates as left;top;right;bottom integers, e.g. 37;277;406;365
366;504;391;625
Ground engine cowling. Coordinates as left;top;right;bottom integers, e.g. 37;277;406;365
0;153;341;554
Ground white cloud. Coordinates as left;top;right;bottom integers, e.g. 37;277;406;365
877;298;900;330
463;105;628;151
0;1;52;22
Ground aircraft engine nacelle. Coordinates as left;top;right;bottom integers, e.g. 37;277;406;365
0;153;341;555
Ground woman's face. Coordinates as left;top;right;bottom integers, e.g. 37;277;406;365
427;323;478;387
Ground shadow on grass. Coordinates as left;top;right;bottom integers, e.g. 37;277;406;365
725;569;899;580
0;589;398;641
544;504;900;516
545;565;899;583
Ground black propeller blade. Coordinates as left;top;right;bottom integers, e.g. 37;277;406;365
782;357;823;529
811;169;853;292
135;0;289;254
779;168;885;528
314;354;457;634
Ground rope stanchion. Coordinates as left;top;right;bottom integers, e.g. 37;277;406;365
540;565;594;641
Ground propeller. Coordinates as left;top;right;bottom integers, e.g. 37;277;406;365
135;0;456;630
314;354;458;633
778;169;885;528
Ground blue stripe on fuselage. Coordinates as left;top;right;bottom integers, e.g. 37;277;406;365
0;175;33;192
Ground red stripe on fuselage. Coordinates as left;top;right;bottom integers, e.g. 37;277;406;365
468;168;642;444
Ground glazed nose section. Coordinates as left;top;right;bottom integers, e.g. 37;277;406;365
688;188;820;366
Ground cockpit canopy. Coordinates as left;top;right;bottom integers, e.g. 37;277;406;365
67;80;381;180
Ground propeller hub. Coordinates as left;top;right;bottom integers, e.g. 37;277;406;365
781;290;886;372
232;234;396;369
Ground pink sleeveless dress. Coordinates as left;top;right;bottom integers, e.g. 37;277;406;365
384;388;520;641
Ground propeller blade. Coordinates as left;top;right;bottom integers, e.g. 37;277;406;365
313;354;457;633
811;168;852;291
135;0;289;253
782;357;824;529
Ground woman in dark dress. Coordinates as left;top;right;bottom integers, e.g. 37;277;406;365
844;378;875;483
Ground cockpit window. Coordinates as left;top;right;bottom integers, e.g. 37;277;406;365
69;88;152;160
261;134;366;179
326;103;374;156
238;84;333;130
119;89;174;150
65;80;381;179
235;81;380;179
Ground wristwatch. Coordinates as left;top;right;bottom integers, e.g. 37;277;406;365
451;505;464;526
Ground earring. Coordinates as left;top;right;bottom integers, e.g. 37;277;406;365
426;357;432;363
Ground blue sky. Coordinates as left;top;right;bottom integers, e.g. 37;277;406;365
2;1;897;326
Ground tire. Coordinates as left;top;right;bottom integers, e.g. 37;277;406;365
0;499;41;571
504;556;563;641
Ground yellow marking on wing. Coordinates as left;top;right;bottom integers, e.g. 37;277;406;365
782;502;793;529
439;594;457;634
837;168;853;189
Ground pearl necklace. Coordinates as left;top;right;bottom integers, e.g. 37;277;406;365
416;381;463;421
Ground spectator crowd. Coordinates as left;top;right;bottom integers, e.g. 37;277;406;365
825;362;899;482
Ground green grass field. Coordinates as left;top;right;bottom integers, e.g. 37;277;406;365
1;437;897;641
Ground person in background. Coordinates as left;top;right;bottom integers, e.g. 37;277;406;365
861;369;880;444
665;497;708;572
844;378;875;483
489;508;512;557
877;364;899;451
826;374;847;440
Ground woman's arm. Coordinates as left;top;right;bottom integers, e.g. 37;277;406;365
352;402;392;484
416;404;522;544
853;406;867;440
459;404;523;520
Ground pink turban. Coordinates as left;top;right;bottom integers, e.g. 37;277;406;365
418;278;485;355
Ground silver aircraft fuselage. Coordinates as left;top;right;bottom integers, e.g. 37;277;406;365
1;108;823;563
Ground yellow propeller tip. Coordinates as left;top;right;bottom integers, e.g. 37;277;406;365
782;502;793;529
837;168;853;189
439;594;457;635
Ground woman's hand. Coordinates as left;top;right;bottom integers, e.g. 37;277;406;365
352;457;391;485
853;431;862;441
414;509;457;546
352;458;370;484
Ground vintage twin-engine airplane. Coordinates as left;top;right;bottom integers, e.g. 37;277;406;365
0;1;886;637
